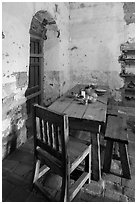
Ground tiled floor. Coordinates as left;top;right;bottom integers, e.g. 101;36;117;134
2;108;135;202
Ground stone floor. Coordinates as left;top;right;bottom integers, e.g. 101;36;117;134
2;107;135;202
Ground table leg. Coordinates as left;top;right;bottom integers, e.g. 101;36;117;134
91;126;101;181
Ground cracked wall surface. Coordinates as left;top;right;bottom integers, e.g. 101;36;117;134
2;2;70;158
123;2;135;25
69;2;135;100
42;3;70;105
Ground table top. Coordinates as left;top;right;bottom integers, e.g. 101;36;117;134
49;84;109;124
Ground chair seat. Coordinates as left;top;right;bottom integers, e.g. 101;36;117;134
70;130;91;145
36;137;90;175
68;137;91;173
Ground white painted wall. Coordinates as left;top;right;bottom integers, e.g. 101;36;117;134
2;2;70;158
69;2;135;94
43;3;70;105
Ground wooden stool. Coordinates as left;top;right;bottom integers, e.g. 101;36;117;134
103;115;131;179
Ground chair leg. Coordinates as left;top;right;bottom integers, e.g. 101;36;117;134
103;140;113;173
119;143;131;179
60;162;70;202
88;147;91;183
60;174;69;202
33;159;41;183
85;147;91;183
85;155;89;172
59;173;67;201
66;171;71;202
113;142;120;159
30;158;40;191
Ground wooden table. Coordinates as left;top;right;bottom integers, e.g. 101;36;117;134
48;84;109;181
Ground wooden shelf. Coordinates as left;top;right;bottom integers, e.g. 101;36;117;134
119;42;135;99
125;94;135;100
123;58;135;61
125;87;135;92
119;59;135;63
120;43;135;52
124;59;135;65
120;73;135;78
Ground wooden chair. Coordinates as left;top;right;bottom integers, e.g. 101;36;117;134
32;104;91;202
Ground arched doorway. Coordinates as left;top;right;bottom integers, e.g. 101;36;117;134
25;10;58;137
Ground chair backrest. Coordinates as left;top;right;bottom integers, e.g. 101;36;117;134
32;104;69;162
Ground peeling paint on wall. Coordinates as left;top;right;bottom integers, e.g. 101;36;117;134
2;31;5;39
16;72;27;88
69;2;132;99
43;70;61;106
2;102;27;159
55;4;59;13
2;1;70;157
70;46;78;51
123;2;135;25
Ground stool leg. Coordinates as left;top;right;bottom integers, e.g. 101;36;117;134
113;142;120;160
103;140;113;173
119;143;131;179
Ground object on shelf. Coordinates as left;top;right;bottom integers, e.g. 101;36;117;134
120;72;135;78
85;86;93;95
120;42;135;51
90;82;98;89
127;81;135;89
125;95;135;100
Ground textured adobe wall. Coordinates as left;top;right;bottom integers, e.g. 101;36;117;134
42;2;70;106
2;2;70;158
2;2;32;158
69;2;135;100
122;2;135;45
123;2;135;25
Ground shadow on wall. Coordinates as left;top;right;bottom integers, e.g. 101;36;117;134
6;120;18;156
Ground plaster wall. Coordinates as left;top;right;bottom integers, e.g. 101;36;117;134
2;2;70;158
43;2;70;106
69;2;135;99
2;2;32;158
